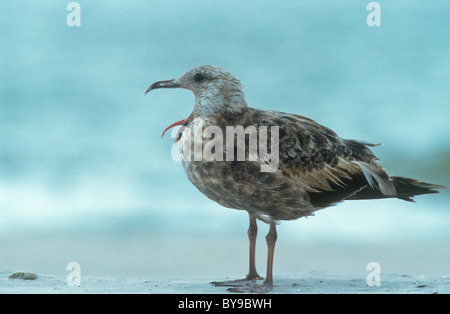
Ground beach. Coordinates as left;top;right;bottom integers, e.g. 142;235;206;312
2;271;449;294
1;228;449;294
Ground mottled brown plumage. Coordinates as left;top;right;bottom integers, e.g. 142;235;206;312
146;65;446;293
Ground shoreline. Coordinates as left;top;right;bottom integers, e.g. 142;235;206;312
1;271;449;294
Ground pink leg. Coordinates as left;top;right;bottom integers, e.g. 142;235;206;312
223;220;277;294
211;212;261;287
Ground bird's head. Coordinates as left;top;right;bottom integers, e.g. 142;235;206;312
146;65;247;137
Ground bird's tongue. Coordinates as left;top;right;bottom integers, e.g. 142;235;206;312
161;118;188;138
161;111;195;138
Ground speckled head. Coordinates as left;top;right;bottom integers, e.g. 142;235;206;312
146;66;248;136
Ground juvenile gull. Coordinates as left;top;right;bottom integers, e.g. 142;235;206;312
145;65;447;293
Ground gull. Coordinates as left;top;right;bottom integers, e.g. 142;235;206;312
145;65;447;293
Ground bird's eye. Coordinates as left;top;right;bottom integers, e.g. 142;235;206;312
193;73;206;83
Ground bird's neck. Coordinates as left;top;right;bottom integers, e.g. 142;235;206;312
193;89;247;122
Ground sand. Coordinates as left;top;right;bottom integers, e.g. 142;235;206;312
1;270;449;294
1;213;449;294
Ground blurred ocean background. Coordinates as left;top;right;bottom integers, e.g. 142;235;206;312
1;1;449;281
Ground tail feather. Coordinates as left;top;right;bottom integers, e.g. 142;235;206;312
346;175;447;202
392;176;447;202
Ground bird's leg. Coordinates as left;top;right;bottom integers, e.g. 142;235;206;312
262;220;277;289
210;212;261;287
227;221;277;293
246;212;261;281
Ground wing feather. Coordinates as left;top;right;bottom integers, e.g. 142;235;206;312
261;110;396;206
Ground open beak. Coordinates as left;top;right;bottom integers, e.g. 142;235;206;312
145;79;180;95
145;78;195;139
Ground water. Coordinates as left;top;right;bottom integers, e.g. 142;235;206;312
1;1;449;242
